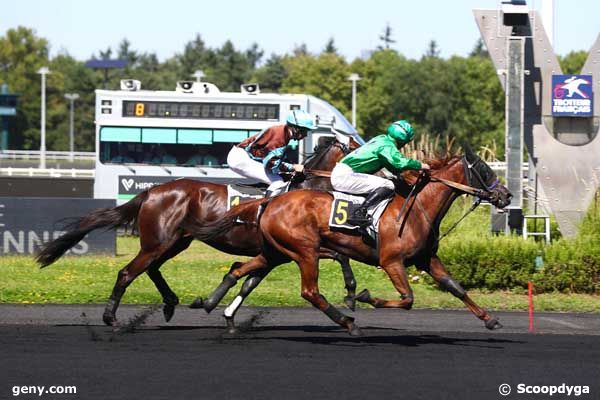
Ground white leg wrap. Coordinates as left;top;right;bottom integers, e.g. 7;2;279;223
224;295;244;318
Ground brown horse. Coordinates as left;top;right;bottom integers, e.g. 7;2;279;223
36;136;360;327
185;145;512;335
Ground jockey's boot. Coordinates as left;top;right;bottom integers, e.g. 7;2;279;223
347;187;395;227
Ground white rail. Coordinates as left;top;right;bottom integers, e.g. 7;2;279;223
0;161;524;180
0;167;94;178
0;150;96;161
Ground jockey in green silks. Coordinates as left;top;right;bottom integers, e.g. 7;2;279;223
330;120;430;227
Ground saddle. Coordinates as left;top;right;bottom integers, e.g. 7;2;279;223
227;184;264;210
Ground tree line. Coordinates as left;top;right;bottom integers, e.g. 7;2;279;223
0;26;588;156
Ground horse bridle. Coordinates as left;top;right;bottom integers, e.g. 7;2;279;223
303;140;351;172
462;155;500;193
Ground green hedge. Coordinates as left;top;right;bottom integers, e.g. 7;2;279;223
433;197;600;294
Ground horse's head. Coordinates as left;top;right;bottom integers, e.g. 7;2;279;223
303;134;358;171
461;144;512;209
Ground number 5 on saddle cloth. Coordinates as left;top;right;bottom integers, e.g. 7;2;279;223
328;192;393;246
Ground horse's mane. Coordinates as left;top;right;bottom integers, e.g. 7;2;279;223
400;152;461;184
303;137;338;169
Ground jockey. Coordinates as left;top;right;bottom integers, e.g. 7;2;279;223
331;120;431;227
227;110;317;196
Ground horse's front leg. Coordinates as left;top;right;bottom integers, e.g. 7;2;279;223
200;255;270;314
421;256;502;330
354;261;414;309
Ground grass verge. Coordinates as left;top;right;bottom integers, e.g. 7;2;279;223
1;236;599;312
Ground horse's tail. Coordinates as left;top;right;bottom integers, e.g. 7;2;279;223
36;191;150;268
182;198;267;242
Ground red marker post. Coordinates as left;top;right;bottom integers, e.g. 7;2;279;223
528;281;535;333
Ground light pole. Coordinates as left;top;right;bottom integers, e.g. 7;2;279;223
347;73;361;128
37;66;51;169
192;70;205;82
64;93;80;162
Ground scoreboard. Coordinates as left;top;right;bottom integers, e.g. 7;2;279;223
123;101;280;121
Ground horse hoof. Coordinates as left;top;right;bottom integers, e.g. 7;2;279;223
102;313;117;327
188;298;204;309
348;323;363;337
485;318;503;330
226;327;239;335
202;299;218;314
163;304;175;322
354;289;371;303
344;295;356;312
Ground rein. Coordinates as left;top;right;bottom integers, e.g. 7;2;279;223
429;176;492;201
302;169;492;201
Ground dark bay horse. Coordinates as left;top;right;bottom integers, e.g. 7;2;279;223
185;146;512;335
36;136;360;327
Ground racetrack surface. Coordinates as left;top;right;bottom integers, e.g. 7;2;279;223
2;305;599;400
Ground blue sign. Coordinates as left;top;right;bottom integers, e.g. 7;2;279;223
552;75;593;117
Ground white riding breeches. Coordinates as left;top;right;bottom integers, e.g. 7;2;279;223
331;162;394;194
227;146;287;195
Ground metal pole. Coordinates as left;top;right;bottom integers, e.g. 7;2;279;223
64;93;79;162
347;73;361;128
69;98;74;161
192;70;205;82
351;80;357;127
37;67;50;169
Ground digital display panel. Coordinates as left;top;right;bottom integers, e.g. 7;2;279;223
123;101;280;121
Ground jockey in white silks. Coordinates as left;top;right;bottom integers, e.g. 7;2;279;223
227;110;317;196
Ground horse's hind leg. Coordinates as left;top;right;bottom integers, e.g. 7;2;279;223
423;256;502;330
147;236;194;322
297;252;362;336
103;238;179;326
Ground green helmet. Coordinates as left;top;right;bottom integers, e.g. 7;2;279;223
387;120;414;143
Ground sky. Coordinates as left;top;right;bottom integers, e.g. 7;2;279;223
1;0;599;63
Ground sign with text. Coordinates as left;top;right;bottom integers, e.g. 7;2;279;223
552;75;593;117
0;197;116;255
118;175;257;199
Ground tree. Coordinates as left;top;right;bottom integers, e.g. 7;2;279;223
293;43;309;57
117;38;138;65
176;34;215;79
323;38;338;55
470;38;489;58
559;50;588;74
251;54;287;92
424;40;441;58
378;23;396;50
281;52;351;118
0;27;50;149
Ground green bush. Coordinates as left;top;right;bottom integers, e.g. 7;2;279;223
431;196;600;294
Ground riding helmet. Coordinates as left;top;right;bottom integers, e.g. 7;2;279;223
387;120;414;143
286;110;317;131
